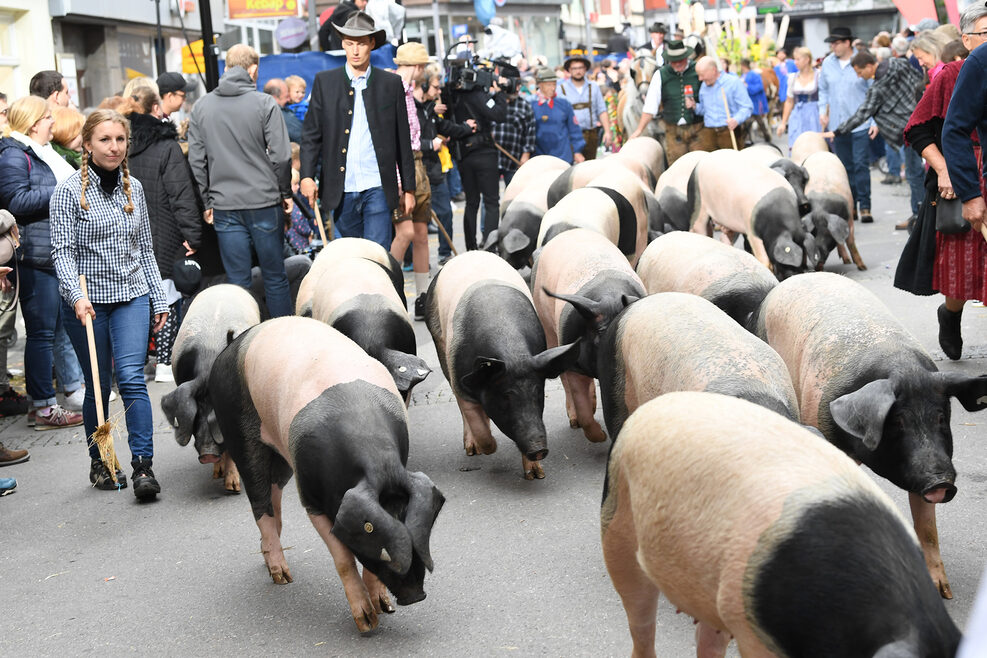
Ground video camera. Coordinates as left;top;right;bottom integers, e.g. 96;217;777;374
445;41;520;94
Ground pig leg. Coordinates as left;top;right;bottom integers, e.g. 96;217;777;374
909;493;952;599
561;372;580;428
846;221;867;270
456;397;497;456
602;481;659;658
223;452;241;493
362;568;396;616
309;513;380;632
562;372;606;442
836;242;851;265
695;622;731;658
258;508;292;584
747;235;773;271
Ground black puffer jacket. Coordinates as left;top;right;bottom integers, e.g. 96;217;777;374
127;112;203;279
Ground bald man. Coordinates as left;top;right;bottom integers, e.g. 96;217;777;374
692;56;752;150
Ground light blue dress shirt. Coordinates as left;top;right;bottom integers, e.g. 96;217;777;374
696;72;753;127
818;53;872;133
557;79;607;131
343;64;383;193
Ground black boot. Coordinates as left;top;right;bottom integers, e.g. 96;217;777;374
937;304;963;360
90;458;127;490
131;456;161;500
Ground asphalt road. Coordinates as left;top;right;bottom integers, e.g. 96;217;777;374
3;152;987;656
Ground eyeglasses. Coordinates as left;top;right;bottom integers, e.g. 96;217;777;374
964;29;987;37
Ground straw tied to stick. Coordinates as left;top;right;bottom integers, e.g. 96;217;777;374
79;274;122;487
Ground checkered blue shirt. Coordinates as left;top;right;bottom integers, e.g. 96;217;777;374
492;96;536;173
50;169;167;313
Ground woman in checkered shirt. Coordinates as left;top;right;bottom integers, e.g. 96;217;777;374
49;109;169;500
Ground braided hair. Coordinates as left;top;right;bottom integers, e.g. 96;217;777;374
80;109;134;214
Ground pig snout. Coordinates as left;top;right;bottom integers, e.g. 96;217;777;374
198;453;221;464
396;589;427;606
923;483;957;504
516;435;548;462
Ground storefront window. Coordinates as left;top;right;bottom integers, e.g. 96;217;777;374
119;32;154;82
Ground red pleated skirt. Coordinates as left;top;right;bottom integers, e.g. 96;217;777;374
933;145;987;301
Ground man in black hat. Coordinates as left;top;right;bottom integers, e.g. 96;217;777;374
558;55;611;160
156;72;195;118
819;26;875;223
300;11;415;249
629;39;701;163
639;22;668;65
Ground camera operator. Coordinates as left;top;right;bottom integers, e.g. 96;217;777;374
447;60;508;251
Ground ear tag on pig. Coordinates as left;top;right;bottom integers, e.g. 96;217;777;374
398;366;407;373
364;522;374;533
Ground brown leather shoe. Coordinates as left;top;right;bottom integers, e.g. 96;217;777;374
860;209;874;223
0;442;29;466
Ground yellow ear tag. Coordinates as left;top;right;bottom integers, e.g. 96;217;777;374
364;522;374;533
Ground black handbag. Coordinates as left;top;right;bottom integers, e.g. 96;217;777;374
934;195;969;234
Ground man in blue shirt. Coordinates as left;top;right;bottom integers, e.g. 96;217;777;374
819;27;875;223
530;68;585;164
692;56;753;150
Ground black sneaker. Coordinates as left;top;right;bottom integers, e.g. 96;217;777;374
414;294;427;321
132;457;160;500
90;458;128;490
0;388;28;416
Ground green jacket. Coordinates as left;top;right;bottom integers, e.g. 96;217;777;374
659;62;701;125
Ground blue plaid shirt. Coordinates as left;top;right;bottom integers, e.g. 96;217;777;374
50;169;167;313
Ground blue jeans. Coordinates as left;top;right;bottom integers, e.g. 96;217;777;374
213;206;292;318
432;176;454;258
333;187;392;249
885;143;902;178
54;318;84;393
62;295;154;461
19;266;62;407
904;145;925;216
833;131;871;212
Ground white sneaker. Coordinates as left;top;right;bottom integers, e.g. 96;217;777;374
63;387;85;411
154;363;174;383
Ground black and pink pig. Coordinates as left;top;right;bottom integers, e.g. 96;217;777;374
209;317;444;632
756;271;987;599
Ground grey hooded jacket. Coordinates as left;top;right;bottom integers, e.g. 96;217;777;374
187;66;291;210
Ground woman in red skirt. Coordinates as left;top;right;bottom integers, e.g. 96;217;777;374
899;53;984;359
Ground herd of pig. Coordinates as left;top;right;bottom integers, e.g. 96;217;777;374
159;134;986;656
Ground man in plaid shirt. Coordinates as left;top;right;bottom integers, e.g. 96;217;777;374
492;86;535;188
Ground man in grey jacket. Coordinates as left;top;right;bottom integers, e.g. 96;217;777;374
188;44;294;317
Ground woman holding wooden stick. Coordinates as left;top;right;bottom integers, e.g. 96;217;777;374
50;109;168;499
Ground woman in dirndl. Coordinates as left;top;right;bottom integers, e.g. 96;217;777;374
776;47;820;153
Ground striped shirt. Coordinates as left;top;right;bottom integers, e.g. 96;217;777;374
50;168;167;313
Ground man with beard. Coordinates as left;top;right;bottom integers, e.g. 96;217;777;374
557;55;610;160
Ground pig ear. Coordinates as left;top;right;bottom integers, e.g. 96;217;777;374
502;228;531;256
530;340;582;379
829;379;896;451
332;481;413;575
483;229;499;252
543;288;602;325
206;410;223;444
404;471;446;572
460;357;507;393
937;372;987;411
827;214;849;244
160;382;197;447
802;213;815;233
772;236;803;268
802;233;818;268
620;293;640;308
379;349;431;395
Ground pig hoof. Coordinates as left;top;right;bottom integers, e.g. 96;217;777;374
353;602;380;633
524;462;546;480
225;476;241;494
934;573;953;600
212;463;223;479
569;417;580;429
584;424;607;443
464;444;477;457
269;564;293;584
